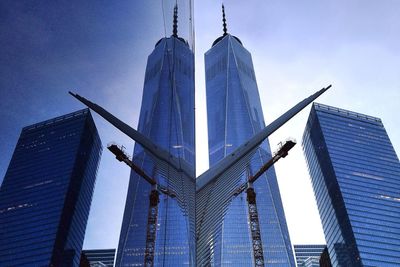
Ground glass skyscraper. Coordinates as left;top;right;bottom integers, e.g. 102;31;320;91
115;22;195;266
302;103;400;266
204;24;295;266
69;5;328;266
0;109;102;267
294;244;326;267
81;249;116;267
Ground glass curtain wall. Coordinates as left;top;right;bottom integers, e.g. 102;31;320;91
115;1;195;266
0;109;102;266
205;33;295;266
302;103;400;266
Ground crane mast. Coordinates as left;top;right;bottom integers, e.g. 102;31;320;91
107;143;176;267
234;139;296;266
109;139;295;267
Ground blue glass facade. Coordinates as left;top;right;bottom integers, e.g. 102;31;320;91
294;244;326;267
302;103;400;266
115;36;195;266
0;109;102;267
205;34;295;266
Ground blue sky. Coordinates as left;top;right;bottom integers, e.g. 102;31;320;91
1;0;399;249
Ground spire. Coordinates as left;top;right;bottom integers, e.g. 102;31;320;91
173;5;178;37
222;4;227;36
212;4;242;47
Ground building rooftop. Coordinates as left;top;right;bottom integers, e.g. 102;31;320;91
23;108;89;132
313;102;381;124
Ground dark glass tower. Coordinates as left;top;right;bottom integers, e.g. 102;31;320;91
204;8;295;266
0;109;102;267
81;249;116;267
115;9;195;267
302;103;400;266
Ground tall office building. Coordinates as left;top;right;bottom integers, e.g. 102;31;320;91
115;7;195;267
204;7;295;266
81;249;116;267
0;109;102;266
319;247;332;267
302;103;400;266
294;244;326;267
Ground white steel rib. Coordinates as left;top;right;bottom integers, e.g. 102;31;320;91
70;84;330;266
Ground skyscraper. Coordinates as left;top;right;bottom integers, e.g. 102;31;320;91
0;109;102;266
204;6;295;266
71;4;328;266
81;249;116;267
302;103;400;266
115;6;196;267
319;247;332;267
294;244;326;267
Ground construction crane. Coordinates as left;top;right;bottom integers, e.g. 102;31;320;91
109;139;295;267
233;138;296;267
107;143;176;267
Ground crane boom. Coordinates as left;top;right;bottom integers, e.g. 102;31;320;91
107;143;176;267
233;138;296;266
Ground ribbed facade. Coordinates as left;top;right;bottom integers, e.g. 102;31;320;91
115;36;195;266
204;34;295;266
302;103;400;266
294;244;326;267
0;109;102;266
82;249;115;267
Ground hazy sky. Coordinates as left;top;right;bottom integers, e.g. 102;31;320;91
1;0;399;250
